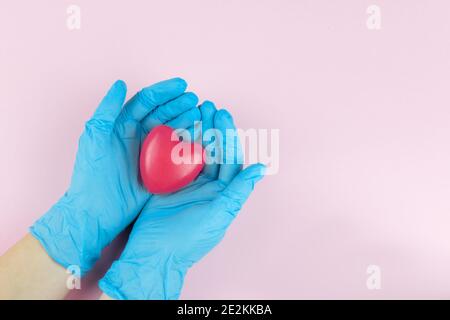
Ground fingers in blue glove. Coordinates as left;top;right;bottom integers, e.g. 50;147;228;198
214;163;266;217
118;77;187;123
141;92;198;132
200;101;220;179
166;107;201;130
214;109;243;184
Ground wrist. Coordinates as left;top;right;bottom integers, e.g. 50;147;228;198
30;194;103;275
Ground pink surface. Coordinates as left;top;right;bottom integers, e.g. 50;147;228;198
2;1;450;299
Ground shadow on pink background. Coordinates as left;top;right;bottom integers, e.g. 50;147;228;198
2;0;450;299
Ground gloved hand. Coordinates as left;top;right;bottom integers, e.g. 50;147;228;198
30;78;201;275
99;102;266;299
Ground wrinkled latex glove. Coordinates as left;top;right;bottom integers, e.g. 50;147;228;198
99;102;266;299
30;78;201;275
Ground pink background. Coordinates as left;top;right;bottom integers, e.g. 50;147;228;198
2;0;450;299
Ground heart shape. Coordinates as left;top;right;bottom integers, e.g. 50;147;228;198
140;125;205;194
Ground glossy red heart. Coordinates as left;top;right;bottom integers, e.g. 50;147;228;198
140;125;205;194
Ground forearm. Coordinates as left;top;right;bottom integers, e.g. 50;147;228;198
0;234;70;299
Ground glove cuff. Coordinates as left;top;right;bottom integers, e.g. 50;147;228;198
30;195;102;276
99;257;187;300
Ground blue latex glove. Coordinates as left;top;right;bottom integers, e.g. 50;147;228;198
99;102;266;299
30;78;201;275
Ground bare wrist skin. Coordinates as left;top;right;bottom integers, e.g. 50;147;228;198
99;293;115;300
0;234;70;299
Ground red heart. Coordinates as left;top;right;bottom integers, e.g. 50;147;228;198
140;125;205;194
